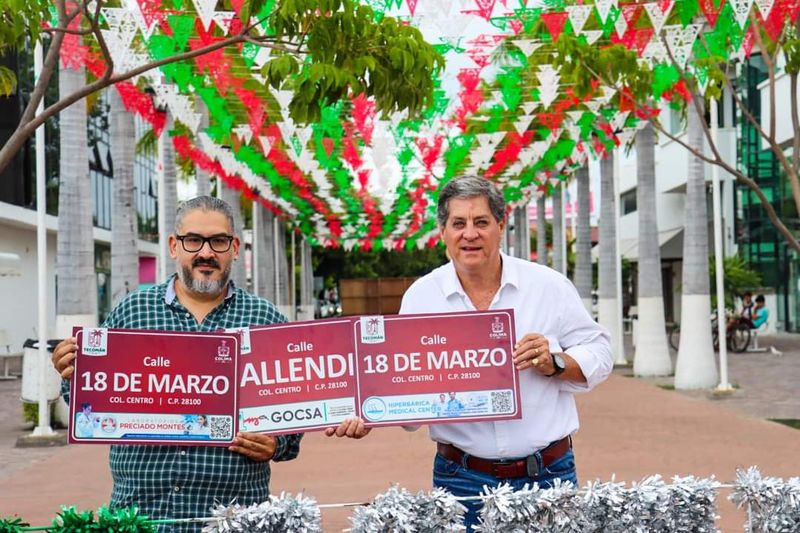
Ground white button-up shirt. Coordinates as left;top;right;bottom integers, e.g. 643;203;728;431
399;252;612;459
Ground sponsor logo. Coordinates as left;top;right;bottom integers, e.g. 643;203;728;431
489;316;508;340
360;316;386;344
362;397;387;421
100;416;117;434
82;328;108;356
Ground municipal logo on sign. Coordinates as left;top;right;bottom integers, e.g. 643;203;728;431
82;328;108;356
215;340;233;363
489;316;508;340
360;316;385;344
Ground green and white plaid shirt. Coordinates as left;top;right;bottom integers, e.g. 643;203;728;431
63;276;303;532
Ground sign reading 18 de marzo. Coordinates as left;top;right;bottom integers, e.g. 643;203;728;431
69;327;240;446
354;310;521;426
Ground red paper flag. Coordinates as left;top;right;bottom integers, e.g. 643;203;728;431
541;12;569;43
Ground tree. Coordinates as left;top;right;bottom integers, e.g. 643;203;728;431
109;87;138;306
597;154;625;363
55;57;96;333
674;97;717;389
551;182;565;274
536;194;548;266
553;15;800;254
0;0;444;176
633;123;672;377
574;164;592;310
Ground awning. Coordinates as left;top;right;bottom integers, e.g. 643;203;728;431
0;252;21;276
591;227;683;262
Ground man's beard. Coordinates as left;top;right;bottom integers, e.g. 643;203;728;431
178;258;231;295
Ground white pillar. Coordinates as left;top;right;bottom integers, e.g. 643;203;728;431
711;98;731;391
33;41;53;437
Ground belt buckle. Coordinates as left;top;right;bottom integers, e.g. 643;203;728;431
525;454;539;477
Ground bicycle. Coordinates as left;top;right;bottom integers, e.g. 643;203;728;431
667;313;750;353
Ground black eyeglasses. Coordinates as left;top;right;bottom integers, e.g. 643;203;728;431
175;234;234;253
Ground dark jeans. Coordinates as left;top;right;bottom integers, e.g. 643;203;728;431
433;447;577;532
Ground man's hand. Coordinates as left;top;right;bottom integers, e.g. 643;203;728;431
52;337;78;379
324;417;371;439
513;333;555;375
228;432;277;462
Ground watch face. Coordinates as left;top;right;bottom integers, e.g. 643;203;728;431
553;354;566;371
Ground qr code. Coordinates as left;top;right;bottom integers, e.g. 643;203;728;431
491;391;513;414
209;416;233;440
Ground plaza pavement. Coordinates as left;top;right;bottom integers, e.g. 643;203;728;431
0;333;798;532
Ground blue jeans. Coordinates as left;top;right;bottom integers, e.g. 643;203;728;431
433;447;577;532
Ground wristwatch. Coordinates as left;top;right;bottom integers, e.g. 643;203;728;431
546;353;566;377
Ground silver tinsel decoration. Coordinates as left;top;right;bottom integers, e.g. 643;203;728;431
476;480;584;532
730;466;800;533
666;475;719;533
202;492;322;533
350;485;466;532
581;479;628;532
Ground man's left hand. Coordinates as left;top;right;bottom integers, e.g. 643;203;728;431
514;333;555;376
229;432;276;462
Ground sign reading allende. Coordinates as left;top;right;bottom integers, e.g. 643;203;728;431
69;327;240;446
238;319;358;435
68;310;520;442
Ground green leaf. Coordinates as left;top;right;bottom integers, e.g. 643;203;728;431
0;65;16;97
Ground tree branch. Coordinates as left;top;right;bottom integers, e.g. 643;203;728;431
0;29;255;175
83;0;113;87
749;12;778;142
651;119;800;253
792;71;799;174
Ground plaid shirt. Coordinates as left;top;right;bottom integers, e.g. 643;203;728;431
63;276;303;532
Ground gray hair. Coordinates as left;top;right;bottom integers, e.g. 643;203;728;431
436;176;505;227
174;196;236;234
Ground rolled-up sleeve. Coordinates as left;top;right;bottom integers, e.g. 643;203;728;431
272;433;303;462
556;279;613;393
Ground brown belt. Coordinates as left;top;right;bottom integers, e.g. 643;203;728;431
436;436;572;479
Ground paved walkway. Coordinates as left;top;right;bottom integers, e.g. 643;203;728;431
1;333;798;531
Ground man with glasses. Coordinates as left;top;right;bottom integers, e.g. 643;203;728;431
51;196;303;531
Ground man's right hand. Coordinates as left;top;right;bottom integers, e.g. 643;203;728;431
52;337;78;379
324;417;371;439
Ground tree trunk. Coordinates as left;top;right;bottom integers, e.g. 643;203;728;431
55;61;97;335
194;96;211;197
513;203;530;260
220;181;247;290
675;97;718;389
298;237;315;320
597;155;625;364
536;193;548;266
159;114;178;282
109;88;139;306
552;183;565;274
633;123;672;376
254;202;273;300
275;217;291;315
575;164;592;310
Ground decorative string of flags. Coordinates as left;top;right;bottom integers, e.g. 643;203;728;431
56;0;797;248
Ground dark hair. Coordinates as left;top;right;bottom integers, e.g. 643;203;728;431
743;291;752;298
755;294;765;304
175;196;236;234
436;176;505;227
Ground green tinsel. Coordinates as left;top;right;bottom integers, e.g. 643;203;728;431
0;517;28;533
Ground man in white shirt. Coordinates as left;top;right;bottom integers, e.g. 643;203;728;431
328;176;613;530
